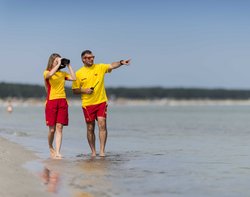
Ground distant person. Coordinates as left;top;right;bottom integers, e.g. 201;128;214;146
6;100;13;113
72;50;131;157
44;53;76;159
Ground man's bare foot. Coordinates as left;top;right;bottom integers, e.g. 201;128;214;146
91;152;96;157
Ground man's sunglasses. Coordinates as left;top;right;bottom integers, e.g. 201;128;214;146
83;56;95;60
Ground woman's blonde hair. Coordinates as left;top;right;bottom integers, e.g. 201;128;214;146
46;53;61;70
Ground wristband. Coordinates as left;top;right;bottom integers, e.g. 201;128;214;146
120;60;124;65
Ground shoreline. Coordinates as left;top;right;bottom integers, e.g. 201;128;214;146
2;98;250;107
0;136;53;197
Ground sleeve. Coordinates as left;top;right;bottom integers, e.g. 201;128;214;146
72;74;80;89
43;70;49;79
63;71;71;80
100;63;111;74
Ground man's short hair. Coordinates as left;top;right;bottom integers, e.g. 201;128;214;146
81;50;92;57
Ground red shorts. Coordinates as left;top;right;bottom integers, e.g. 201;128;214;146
82;102;107;122
45;98;68;126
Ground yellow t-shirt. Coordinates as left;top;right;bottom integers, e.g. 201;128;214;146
72;63;110;107
44;70;71;100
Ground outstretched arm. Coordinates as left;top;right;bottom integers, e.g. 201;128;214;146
108;59;131;72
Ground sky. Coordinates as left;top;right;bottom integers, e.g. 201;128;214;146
1;0;250;89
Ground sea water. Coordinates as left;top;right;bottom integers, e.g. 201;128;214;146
0;103;250;197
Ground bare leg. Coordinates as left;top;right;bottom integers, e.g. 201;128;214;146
48;126;56;158
55;123;63;159
97;117;107;157
86;121;96;156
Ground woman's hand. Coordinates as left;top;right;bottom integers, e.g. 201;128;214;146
45;57;62;79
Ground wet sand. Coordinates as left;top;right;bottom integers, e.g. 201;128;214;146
0;136;53;197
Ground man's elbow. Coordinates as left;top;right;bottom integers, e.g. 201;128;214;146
72;89;79;94
108;65;113;73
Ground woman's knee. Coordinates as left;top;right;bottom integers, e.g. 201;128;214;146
56;123;63;131
49;126;56;133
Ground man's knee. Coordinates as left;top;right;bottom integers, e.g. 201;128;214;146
98;119;107;131
87;122;95;133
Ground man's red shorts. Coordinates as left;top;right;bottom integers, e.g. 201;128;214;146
82;102;107;122
45;98;68;126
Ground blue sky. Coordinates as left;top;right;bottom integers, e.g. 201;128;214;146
1;0;250;88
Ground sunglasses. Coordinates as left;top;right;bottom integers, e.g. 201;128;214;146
83;56;95;60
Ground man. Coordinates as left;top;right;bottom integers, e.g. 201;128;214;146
72;50;131;157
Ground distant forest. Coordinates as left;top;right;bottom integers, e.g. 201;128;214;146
1;82;250;100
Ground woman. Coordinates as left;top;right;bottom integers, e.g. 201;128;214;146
44;53;76;159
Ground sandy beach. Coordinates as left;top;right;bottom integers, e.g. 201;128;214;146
0;136;52;197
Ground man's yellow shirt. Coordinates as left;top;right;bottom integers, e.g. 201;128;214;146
72;63;111;107
44;70;70;100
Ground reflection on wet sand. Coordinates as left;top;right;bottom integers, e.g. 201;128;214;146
73;191;95;197
39;157;116;197
71;157;114;197
40;167;60;193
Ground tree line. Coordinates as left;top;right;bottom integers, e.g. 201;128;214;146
1;82;250;100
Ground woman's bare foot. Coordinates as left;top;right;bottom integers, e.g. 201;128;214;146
49;148;56;158
53;153;62;160
99;152;105;157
